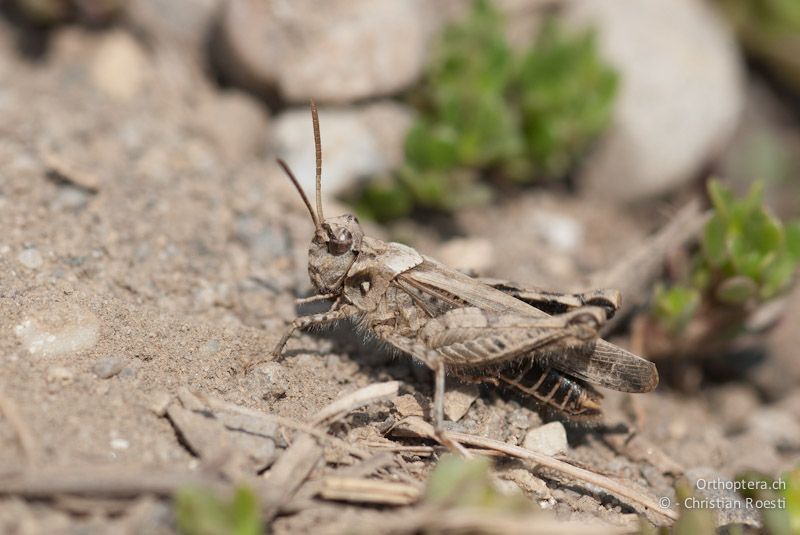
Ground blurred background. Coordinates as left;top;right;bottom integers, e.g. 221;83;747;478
0;0;799;533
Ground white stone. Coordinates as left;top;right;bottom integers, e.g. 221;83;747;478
216;0;433;103
15;306;100;357
532;213;584;252
110;438;130;450
91;30;151;101
523;421;568;456
273;102;413;199
17;248;43;269
565;0;744;201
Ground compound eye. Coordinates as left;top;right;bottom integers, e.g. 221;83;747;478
327;228;353;255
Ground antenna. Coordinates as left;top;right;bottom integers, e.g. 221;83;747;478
311;100;324;223
277;158;321;231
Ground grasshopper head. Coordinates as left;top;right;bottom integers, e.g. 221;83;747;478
277;101;363;295
307;214;364;293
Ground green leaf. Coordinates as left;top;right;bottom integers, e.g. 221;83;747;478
760;255;797;299
707;179;734;219
405;120;460;171
516;18;618;178
715;275;757;305
702;214;728;268
673;480;716;535
783;467;800;535
785;221;800;260
653;284;700;334
175;486;262;535
425;455;534;513
353;179;414;223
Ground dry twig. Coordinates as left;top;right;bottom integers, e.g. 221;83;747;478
591;199;709;333
319;477;421;506
259;433;322;521
0;394;42;463
0;466;218;498
312;381;400;426
393;417;678;524
197;393;373;460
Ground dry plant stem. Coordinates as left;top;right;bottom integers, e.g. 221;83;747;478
591;199;710;334
0;467;218;498
444;429;678;523
197;393;372;460
318;477;421;506
260;433;322;520
334;452;396;478
312;381;400;426
364;443;435;456
0;394;41;462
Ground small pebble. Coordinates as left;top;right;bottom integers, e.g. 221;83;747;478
119;366;137;379
110;438;130;450
46;366;74;384
523;421;568;456
18;248;43;269
92;356;127;379
199;339;220;357
443;383;480;422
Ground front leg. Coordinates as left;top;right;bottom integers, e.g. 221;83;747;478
246;302;357;372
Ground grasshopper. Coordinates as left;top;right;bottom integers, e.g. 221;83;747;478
256;103;658;442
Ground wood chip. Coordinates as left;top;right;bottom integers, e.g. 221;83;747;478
41;150;101;192
392;394;425;418
319;477;421;506
165;404;232;460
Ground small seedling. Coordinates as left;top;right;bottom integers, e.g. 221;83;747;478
174;486;262;535
645;179;800;359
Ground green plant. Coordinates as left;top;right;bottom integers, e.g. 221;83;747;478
350;0;617;221
516;20;618;179
175;486;262;535
425;455;534;513
648;180;800;356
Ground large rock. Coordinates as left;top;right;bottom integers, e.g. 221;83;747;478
272;101;413;199
214;0;433;103
565;0;744;202
126;0;221;58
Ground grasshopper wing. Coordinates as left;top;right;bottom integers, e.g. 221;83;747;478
417;306;607;369
478;278;621;319
544;341;658;393
397;258;658;393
